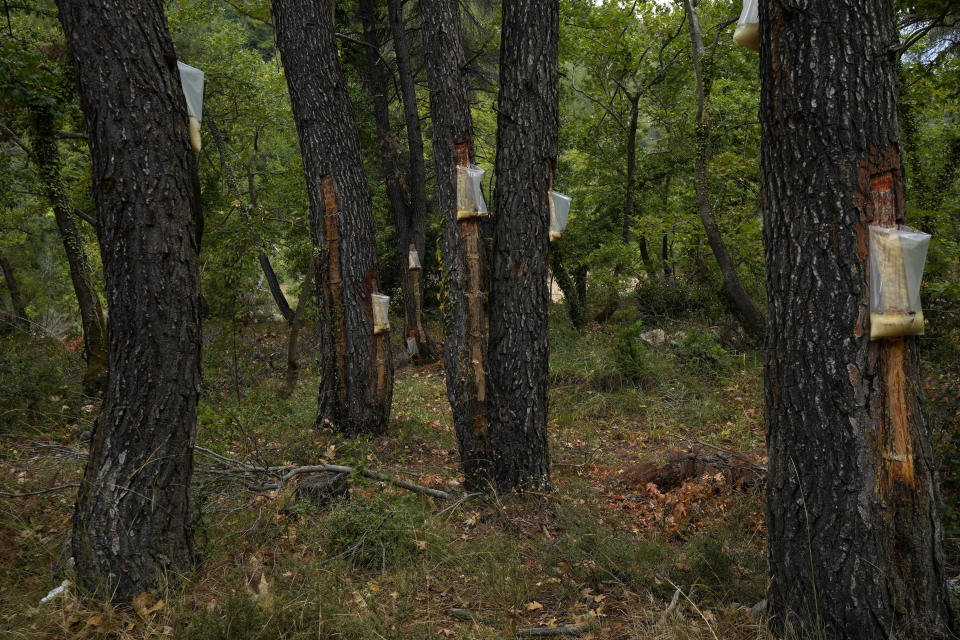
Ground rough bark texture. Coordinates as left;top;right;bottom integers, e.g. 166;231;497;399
684;1;765;341
420;0;490;488
485;0;558;491
31;106;108;394
206;117;294;325
358;0;435;364
0;248;28;327
274;0;393;436
386;0;438;363
57;0;202;600
759;0;952;637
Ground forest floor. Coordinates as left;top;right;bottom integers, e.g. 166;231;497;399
1;305;958;639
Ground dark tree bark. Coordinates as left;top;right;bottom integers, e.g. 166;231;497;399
280;256;317;399
621;93;640;245
420;0;490;488
206;117;294;325
683;1;765;341
274;0;393;436
760;0;953;637
0;249;27;326
486;0;558;491
56;0;202;600
0;249;28;327
358;0;436;364
387;0;438;363
31;106;108;394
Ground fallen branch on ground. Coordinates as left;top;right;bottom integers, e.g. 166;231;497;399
0;483;80;498
193;446;455;500
516;622;595;637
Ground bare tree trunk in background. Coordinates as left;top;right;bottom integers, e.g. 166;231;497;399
274;0;393;436
57;0;202;600
31;106;108;394
683;0;764;340
0;248;28;328
280;256;317;399
387;0;438;363
206;117;294;324
358;0;435;365
549;247;585;330
421;0;491;489
760;0;953;637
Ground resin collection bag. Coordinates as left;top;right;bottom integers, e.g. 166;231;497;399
372;294;390;334
869;226;931;340
549;191;571;241
408;244;421;270
733;0;759;52
456;165;488;220
177;61;205;151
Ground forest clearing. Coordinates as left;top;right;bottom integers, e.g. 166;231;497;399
2;0;960;638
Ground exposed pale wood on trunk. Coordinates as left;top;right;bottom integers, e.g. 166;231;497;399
759;0;952;636
274;0;393;435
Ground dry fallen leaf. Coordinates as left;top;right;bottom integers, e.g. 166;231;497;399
525;601;544;611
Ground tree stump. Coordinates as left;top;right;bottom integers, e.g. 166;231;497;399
295;472;349;508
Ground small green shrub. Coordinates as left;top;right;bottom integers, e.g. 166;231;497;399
318;495;426;570
633;276;725;321
674;329;730;375
612;320;658;389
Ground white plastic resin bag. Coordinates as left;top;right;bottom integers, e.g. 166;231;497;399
869;226;931;340
372;293;390;334
408;243;421;270
177;61;205;151
456;165;488;220
733;0;759;52
549;191;571;242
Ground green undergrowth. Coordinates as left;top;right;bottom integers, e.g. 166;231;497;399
5;305;953;639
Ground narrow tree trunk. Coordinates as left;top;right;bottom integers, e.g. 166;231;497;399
420;0;490;488
661;234;672;277
357;0;434;365
486;0;558;491
638;235;653;274
0;249;28;328
274;0;393;436
760;0;953;637
683;0;764;341
206;117;294;324
31;106;108;394
387;0;438;363
57;0;202;600
621;93;640;244
280;256;317;399
550;248;585;330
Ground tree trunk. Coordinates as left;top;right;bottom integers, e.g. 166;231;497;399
549;248;585;330
358;0;435;365
759;0;953;637
621;92;640;245
206;117;294;325
420;0;490;488
683;0;765;341
387;0;438;363
486;0;558;491
274;0;393;436
57;0;202;600
0;248;28;328
31;106;108;394
280;256;317;399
